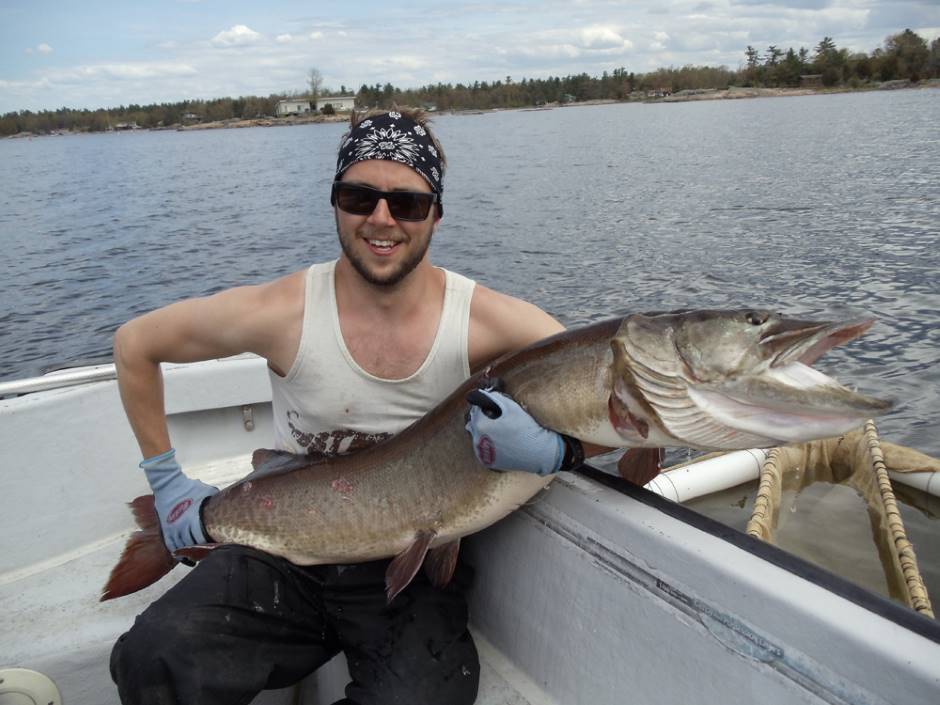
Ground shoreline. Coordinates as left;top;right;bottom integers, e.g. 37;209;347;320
6;80;939;139
169;112;348;131
649;80;939;103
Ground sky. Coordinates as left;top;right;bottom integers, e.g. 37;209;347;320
1;0;938;113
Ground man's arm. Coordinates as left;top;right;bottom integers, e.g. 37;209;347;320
114;272;303;457
113;273;304;553
467;285;564;370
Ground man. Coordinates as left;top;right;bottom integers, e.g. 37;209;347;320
109;108;588;705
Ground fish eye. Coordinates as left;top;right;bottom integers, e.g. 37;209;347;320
746;311;768;326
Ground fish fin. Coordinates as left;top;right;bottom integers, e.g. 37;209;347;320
100;495;177;602
130;492;160;530
174;544;220;563
618;448;664;487
424;538;461;589
245;448;316;481
386;529;436;603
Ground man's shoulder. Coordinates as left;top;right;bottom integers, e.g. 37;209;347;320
253;262;330;304
473;283;562;318
468;284;564;369
470;284;534;317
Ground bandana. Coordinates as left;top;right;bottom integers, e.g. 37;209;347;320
335;111;444;202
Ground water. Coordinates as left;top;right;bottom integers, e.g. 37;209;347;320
2;89;939;606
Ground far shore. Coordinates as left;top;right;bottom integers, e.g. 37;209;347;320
651;80;940;103
6;80;939;139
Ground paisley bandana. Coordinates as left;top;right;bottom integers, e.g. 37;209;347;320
335;111;444;204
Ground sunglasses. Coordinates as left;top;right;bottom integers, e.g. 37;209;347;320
331;182;439;222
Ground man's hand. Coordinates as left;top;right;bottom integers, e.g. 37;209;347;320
465;388;582;475
141;449;218;553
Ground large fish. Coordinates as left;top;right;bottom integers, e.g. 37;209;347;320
102;309;892;602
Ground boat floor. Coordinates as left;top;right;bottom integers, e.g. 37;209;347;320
1;470;555;705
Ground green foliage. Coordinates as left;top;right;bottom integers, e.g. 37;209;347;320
2;29;937;138
930;38;940;77
883;29;930;82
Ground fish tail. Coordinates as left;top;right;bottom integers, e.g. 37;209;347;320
99;495;177;602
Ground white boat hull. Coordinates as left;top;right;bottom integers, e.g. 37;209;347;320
2;357;938;704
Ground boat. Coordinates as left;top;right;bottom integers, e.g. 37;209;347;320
2;355;939;704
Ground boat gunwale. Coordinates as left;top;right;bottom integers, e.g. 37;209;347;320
572;464;940;645
0;353;266;398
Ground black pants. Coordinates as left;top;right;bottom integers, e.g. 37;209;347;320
110;545;480;705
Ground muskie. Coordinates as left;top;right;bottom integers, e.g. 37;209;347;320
102;309;892;602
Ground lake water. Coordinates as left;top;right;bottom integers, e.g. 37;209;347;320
2;89;938;608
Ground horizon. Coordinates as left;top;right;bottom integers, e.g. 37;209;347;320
1;1;938;114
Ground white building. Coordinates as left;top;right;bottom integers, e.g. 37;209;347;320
275;99;312;117
315;95;357;112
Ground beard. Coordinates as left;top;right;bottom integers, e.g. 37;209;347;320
337;221;433;288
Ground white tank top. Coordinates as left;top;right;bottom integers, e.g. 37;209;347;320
269;260;476;456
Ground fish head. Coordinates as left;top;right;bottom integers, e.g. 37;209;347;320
668;309;872;381
608;309;894;449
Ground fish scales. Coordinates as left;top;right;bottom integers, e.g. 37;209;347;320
203;383;550;565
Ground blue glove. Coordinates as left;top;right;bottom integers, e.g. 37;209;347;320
466;388;576;475
141;449;218;553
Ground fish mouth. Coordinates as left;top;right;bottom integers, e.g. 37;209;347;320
606;311;893;450
760;317;875;368
685;317;893;446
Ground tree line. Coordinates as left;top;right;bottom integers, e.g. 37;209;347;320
3;29;937;137
744;29;937;88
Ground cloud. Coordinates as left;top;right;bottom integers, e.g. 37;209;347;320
505;24;635;64
733;0;831;8
579;26;629;50
211;25;263;47
273;29;324;44
651;31;670;50
374;55;428;70
54;62;199;83
25;43;54;55
0;76;53;90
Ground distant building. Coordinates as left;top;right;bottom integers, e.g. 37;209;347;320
800;74;823;88
314;95;357;112
181;112;202;123
275;99;312;117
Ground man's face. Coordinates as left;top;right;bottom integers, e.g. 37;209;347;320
335;160;440;288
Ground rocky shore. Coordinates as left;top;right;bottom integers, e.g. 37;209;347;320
170;112;347;131
652;79;940;103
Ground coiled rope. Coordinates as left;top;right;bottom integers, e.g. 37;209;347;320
745;422;933;618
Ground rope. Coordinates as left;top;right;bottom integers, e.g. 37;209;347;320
743;424;934;618
864;420;934;618
746;447;782;542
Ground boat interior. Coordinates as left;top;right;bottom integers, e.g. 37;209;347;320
2;356;939;704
